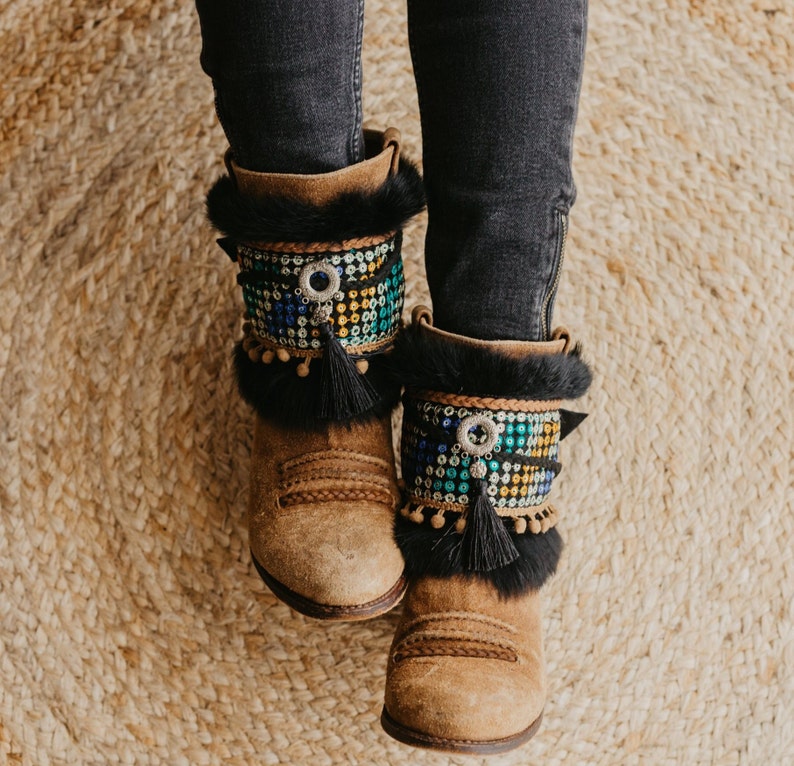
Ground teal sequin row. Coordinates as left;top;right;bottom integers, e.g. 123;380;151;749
237;234;404;350
401;395;562;511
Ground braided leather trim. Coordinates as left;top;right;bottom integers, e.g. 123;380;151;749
392;639;517;664
249;231;396;253
413;389;562;412
392;625;520;663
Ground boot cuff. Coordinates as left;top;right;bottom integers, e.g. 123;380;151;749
390;308;592;598
205;157;425;244
385;308;592;401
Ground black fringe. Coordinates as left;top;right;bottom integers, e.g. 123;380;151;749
394;514;563;598
206;157;425;244
385;321;592;401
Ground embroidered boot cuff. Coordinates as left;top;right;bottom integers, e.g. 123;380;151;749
206;130;426;428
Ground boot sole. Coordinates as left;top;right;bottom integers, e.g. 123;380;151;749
380;706;543;755
251;549;407;621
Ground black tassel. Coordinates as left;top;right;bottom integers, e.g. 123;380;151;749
462;481;520;572
318;321;379;420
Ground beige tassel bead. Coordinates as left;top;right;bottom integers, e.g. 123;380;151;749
261;350;275;364
529;518;542;534
455;517;467;534
409;509;425;524
296;358;311;377
355;358;369;374
430;513;445;529
276;348;291;363
514;517;528;534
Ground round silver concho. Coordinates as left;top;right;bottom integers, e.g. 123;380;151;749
298;261;341;304
456;414;500;457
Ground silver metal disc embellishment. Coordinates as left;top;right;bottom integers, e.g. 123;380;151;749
456;413;499;457
298;261;341;304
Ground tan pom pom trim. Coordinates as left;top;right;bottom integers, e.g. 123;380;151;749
241;321;395;368
400;497;558;535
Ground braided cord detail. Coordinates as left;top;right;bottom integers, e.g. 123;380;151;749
413;389;562;412
248;231;396;253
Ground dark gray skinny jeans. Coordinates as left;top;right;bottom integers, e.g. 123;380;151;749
196;0;588;342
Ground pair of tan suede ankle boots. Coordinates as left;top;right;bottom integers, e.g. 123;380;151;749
206;128;591;755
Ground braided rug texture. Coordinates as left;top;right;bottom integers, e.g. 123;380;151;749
1;1;792;764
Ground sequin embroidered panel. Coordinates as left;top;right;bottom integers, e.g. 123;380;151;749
401;394;562;512
237;233;404;350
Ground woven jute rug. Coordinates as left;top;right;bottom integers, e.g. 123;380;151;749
2;1;792;764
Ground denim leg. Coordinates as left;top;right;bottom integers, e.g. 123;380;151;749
195;0;365;173
407;0;588;341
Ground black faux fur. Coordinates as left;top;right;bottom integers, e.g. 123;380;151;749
394;514;563;598
234;342;400;429
206;157;425;244
385;321;592;401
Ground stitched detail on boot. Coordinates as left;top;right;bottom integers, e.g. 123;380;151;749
281;470;394;488
281;486;395;507
392;635;518;664
281;449;391;474
278;450;397;507
400;611;519;636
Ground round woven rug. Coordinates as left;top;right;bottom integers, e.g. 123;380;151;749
2;1;792;764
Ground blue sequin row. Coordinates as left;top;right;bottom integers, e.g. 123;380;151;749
401;395;562;511
237;234;404;350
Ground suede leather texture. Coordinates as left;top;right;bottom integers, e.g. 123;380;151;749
230;128;400;205
249;413;404;608
385;575;546;743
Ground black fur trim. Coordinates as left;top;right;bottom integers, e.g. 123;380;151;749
386;321;592;401
206;157;425;244
234;343;400;429
394;514;563;598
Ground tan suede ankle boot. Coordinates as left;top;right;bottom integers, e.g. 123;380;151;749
381;306;591;750
206;130;425;619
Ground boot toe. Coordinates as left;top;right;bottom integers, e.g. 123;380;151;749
385;654;544;745
253;500;405;610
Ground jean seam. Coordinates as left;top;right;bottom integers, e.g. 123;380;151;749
563;0;588;209
350;0;365;164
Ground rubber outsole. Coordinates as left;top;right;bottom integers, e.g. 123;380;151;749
380;706;543;755
251;550;407;621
